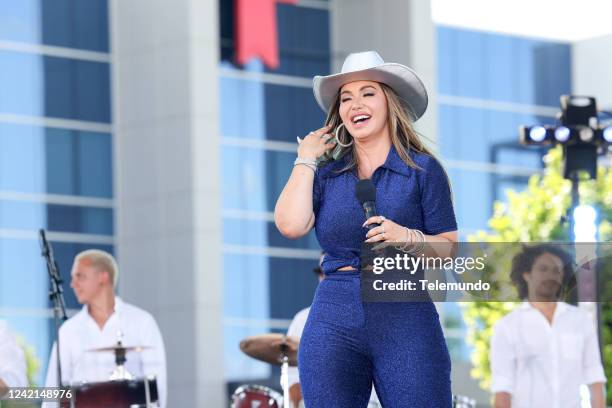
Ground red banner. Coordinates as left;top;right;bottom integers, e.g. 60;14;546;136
235;0;298;69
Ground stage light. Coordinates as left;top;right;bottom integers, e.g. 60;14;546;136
554;126;571;143
530;126;547;142
578;126;594;142
603;126;612;143
520;95;602;180
520;125;552;145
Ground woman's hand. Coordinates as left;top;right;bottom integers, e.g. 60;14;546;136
364;215;458;256
363;215;409;246
297;125;336;160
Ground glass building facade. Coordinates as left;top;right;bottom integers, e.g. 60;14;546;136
436;26;572;361
0;0;113;385
438;26;571;235
219;1;331;387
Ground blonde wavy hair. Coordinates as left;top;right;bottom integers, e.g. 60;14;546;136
320;83;436;171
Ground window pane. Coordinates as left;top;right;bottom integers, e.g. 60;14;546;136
0;51;111;122
0;0;109;52
438;104;553;163
223;254;320;381
0;123;113;197
223;218;318;249
437;26;571;106
0;201;113;235
220;78;325;143
270;4;330;77
221;147;302;213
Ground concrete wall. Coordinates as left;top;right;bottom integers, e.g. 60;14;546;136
572;34;612;111
110;0;225;405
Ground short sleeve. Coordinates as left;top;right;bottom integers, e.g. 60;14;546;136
417;156;457;235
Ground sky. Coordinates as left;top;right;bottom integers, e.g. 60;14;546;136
432;0;612;42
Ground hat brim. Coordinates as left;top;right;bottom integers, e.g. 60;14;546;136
313;63;428;121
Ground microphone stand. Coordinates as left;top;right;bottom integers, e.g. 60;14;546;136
39;229;68;405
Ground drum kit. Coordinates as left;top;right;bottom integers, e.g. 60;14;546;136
60;337;159;408
234;333;298;408
233;333;477;408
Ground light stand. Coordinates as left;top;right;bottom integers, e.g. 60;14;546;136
519;95;604;375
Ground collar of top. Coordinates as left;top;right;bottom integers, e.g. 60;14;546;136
81;296;124;318
321;145;413;179
520;300;568;316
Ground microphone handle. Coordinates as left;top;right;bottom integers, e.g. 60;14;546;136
363;201;378;230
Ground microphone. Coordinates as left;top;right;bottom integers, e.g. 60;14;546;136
39;230;61;282
355;179;378;230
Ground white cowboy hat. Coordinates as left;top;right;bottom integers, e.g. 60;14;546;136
313;51;428;121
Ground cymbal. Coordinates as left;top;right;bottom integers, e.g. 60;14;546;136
87;345;151;353
239;334;299;367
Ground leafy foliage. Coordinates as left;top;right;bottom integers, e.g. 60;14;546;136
2;336;41;408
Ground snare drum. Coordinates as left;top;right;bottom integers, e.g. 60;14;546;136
231;384;283;408
61;377;159;408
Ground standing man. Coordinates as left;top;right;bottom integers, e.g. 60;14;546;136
44;249;167;407
0;320;28;396
491;244;606;408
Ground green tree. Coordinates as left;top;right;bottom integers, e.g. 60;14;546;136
463;146;612;403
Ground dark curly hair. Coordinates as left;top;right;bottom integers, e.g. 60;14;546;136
510;244;576;300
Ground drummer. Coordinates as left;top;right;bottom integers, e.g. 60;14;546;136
43;250;167;407
283;255;380;407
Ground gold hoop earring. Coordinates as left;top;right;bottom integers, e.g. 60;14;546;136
334;123;353;147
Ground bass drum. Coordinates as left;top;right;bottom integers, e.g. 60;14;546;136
231;384;282;408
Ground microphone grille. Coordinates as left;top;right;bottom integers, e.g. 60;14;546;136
355;179;376;204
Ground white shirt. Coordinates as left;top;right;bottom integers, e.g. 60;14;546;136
283;307;380;407
491;302;606;408
0;320;28;388
44;297;166;407
285;308;309;387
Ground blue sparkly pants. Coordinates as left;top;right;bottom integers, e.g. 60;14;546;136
298;272;452;408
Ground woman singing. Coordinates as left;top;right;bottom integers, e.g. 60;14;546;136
275;51;457;407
